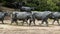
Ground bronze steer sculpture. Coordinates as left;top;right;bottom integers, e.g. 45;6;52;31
29;11;52;26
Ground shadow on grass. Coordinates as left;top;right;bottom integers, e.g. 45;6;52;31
13;24;51;27
0;22;60;27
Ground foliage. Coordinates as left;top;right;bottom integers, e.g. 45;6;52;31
0;0;60;11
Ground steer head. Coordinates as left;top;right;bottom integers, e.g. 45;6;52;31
46;11;53;18
4;12;9;17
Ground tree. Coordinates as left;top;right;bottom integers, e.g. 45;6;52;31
0;0;3;3
1;0;60;11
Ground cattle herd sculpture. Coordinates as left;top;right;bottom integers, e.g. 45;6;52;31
0;10;60;26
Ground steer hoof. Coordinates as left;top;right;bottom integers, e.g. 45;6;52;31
2;23;4;24
52;23;54;25
10;23;13;25
34;24;36;26
58;24;60;26
39;23;42;26
16;23;18;25
46;24;49;27
29;24;31;26
22;24;23;26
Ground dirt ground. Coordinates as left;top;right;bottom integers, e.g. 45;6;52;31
0;20;60;34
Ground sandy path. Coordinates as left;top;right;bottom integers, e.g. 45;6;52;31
0;20;60;34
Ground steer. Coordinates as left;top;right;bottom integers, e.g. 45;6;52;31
49;12;60;25
11;12;32;25
29;11;52;26
0;11;8;24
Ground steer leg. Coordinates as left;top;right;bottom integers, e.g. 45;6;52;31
29;20;32;26
57;19;60;25
2;20;4;24
26;21;28;25
25;20;28;25
15;20;18;25
52;19;56;25
41;20;44;24
22;20;24;26
11;20;14;25
40;20;44;26
33;20;36;26
45;20;48;26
